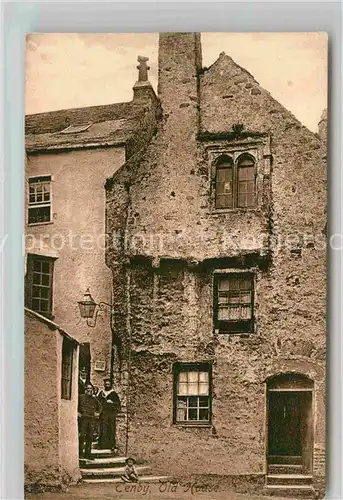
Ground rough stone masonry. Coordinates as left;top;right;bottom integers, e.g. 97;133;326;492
105;33;326;497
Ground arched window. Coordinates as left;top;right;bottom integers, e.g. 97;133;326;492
237;154;256;208
215;155;234;209
214;153;256;209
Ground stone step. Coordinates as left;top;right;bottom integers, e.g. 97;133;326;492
267;474;313;486
81;465;149;479
80;456;129;468
264;484;315;498
82;475;170;484
268;464;303;475
90;449;117;459
268;455;302;465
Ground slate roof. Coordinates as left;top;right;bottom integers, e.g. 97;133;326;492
25;101;147;152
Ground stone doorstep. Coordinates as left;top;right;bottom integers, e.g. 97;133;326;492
264;484;315;499
80;456;129;468
265;485;315;490
266;474;313;486
90;449;115;458
82;476;170;484
268;464;303;475
267;475;313;480
267;474;313;480
81;465;150;477
91;449;113;454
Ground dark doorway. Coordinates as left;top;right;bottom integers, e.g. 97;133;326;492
268;391;302;456
79;342;91;380
267;374;313;472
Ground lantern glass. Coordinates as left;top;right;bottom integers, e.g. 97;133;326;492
78;289;97;319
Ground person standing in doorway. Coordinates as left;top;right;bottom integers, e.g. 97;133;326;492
78;367;94;437
78;367;89;396
98;379;121;451
78;384;101;459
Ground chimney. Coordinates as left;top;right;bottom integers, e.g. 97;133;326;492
158;32;202;121
146;33;203;231
132;55;155;102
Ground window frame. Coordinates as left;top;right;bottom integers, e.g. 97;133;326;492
61;337;74;400
213;272;255;334
173;363;212;427
25;254;54;319
28;175;52;225
215;155;234;209
236;154;256;209
214;153;257;210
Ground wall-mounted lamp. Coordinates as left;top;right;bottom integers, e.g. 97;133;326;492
78;288;114;327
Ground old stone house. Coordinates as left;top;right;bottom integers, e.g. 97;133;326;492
25;32;326;496
105;33;327;497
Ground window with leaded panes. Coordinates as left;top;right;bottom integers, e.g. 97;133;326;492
28;176;52;224
173;364;211;425
25;254;54;318
214;273;254;333
215;155;234;209
214;153;256;209
61;337;74;400
237;155;255;208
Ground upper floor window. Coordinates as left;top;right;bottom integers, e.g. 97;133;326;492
173;363;211;425
215;154;256;209
214;273;254;333
28;176;52;224
215;155;234;209
25;254;54;318
61;337;74;400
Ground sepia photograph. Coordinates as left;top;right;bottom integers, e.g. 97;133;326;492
24;32;327;500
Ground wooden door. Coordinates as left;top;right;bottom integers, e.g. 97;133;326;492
268;392;302;457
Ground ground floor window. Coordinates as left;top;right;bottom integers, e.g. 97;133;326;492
173;363;211;425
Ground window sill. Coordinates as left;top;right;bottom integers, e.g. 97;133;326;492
27;221;54;227
174;422;212;428
215;331;255;337
209;208;260;216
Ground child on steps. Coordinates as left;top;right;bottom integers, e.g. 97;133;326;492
121;457;139;483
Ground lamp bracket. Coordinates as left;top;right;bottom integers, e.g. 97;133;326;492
85;301;115;328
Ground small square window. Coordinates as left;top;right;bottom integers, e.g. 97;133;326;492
28;176;52;224
173;364;212;425
214;273;254;333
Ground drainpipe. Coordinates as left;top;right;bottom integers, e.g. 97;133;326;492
109;288;115;385
109;324;115;387
125;268;132;456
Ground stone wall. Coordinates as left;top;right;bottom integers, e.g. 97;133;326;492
105;33;326;491
25;313;60;488
123;262;325;483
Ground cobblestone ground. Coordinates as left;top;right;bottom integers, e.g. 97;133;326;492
25;482;292;500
